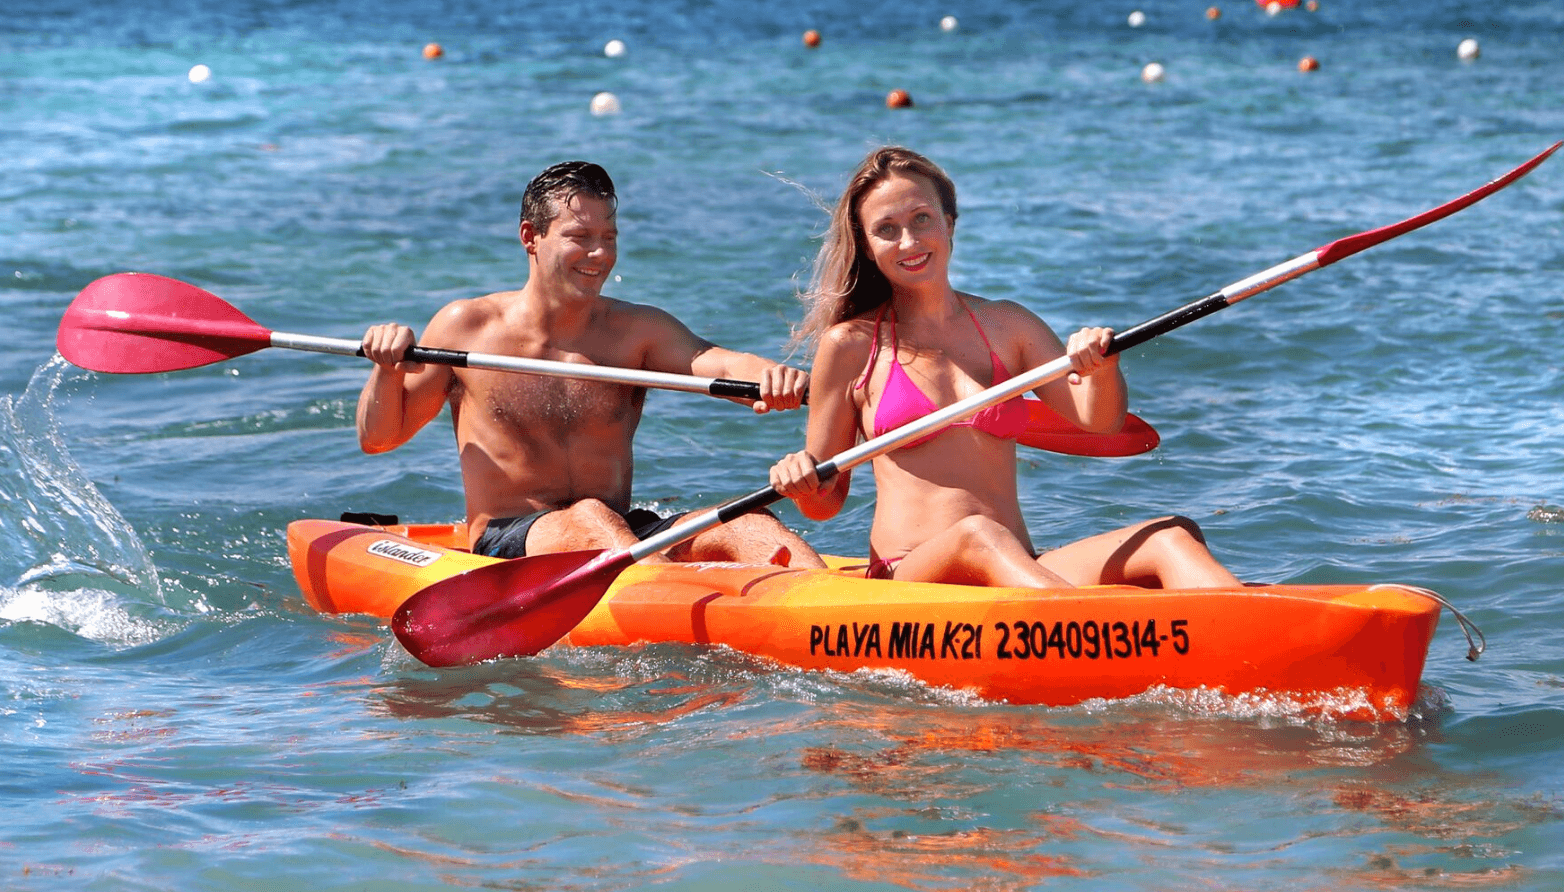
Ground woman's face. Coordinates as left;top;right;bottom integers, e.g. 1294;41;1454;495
856;172;955;292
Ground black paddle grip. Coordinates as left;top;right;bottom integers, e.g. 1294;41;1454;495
716;465;839;525
716;486;786;523
709;378;810;404
1107;292;1231;357
709;379;763;400
404;346;470;368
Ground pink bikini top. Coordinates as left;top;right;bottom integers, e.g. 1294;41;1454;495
855;300;1030;449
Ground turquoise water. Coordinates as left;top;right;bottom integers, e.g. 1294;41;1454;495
5;0;1564;888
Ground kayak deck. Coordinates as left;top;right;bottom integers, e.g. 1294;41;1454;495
288;518;1443;720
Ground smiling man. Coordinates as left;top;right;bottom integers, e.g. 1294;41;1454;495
357;161;822;568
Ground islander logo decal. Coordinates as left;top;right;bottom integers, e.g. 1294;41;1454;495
368;539;442;568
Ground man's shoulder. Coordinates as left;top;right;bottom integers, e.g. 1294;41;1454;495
428;291;514;334
597;295;688;335
599;293;671;319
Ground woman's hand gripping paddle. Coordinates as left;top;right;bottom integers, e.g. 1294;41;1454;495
55;272;1158;458
390;141;1561;667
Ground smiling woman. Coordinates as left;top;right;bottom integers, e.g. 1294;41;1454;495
769;146;1242;590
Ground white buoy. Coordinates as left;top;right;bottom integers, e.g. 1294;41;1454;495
187;64;211;84
604;39;626;58
1128;10;1146;28
1457;38;1480;61
940;15;958;32
1141;61;1165;83
589;91;622;116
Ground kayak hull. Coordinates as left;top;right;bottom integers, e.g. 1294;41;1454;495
288;518;1441;720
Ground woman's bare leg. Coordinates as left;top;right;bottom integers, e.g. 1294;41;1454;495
892;515;1073;588
1037;515;1240;589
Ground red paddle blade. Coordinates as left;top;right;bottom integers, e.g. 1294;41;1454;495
57;272;273;373
1020;400;1160;457
1315;140;1562;268
391;549;634;667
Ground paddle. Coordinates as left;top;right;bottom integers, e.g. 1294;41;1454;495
54;272;1156;458
391;140;1561;668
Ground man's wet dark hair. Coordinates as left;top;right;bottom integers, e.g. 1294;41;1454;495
520;161;617;234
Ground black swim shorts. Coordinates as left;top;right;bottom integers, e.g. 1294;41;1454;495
472;506;686;559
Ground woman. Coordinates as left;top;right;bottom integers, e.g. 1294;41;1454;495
769;147;1240;589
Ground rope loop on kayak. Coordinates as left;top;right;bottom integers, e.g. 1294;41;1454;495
1371;584;1486;661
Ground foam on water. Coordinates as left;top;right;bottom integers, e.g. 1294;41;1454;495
0;357;170;645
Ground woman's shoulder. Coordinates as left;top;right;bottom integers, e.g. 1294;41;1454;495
962;294;1063;359
821;314;878;351
962;292;1041;322
810;315;879;382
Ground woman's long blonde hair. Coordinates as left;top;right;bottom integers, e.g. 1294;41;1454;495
792;146;959;353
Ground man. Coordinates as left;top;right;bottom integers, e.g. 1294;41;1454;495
358;161;823;568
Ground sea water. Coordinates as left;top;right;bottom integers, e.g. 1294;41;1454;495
4;0;1563;888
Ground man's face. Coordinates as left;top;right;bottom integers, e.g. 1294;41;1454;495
524;193;618;299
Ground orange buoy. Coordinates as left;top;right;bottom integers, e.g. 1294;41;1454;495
422;42;443;60
1206;6;1222;20
803;29;821;48
1298;55;1320;72
885;89;913;108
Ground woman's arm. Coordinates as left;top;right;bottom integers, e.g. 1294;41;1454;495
769;322;872;520
992;300;1127;434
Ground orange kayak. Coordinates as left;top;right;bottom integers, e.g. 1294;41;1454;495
288;518;1445;721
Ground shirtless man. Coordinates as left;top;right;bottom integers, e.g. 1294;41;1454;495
357;160;824;568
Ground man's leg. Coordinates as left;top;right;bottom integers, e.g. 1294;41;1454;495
522;499;675;562
673;510;826;568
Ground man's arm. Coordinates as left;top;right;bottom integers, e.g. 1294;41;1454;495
356;311;462;453
638;305;809;413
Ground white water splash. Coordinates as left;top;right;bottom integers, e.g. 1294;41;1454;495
0;356;165;645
